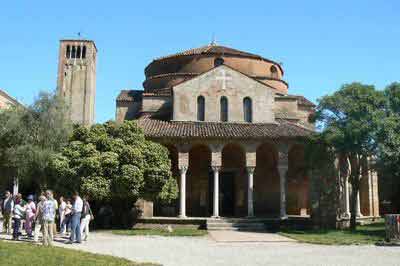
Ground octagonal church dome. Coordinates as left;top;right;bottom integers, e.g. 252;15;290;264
143;43;288;94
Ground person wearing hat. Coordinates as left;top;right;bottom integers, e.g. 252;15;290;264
25;195;36;238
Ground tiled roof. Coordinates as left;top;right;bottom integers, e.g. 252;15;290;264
153;44;284;74
136;118;313;140
117;90;143;102
277;95;315;107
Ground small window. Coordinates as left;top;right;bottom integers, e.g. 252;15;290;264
220;96;228;122
82;46;87;59
214;57;224;67
243;97;252;122
197;96;205;121
71;46;76;58
77;46;81;59
66;45;71;58
270;65;278;79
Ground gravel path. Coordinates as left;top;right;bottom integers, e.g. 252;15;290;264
54;232;400;266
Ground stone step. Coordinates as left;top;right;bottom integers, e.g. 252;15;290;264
207;222;266;227
206;220;266;231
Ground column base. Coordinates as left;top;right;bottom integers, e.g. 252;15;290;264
178;215;187;219
211;215;220;219
343;212;351;219
280;215;288;220
246;215;255;219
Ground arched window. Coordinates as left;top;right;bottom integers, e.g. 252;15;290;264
66;45;71;58
243;97;252;122
270;65;278;79
214;57;224;67
77;46;81;59
71;46;76;58
220;96;228;122
197;96;205;121
82;46;87;59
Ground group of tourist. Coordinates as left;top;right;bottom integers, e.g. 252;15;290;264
0;190;93;246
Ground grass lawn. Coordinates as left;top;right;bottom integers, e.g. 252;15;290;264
0;240;157;266
279;221;385;245
112;227;208;237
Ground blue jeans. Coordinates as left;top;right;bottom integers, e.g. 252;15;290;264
12;218;21;240
69;212;81;242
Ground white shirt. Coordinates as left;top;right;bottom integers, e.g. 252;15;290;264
73;196;83;213
59;201;66;214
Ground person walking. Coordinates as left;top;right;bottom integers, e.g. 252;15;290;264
12;197;25;240
80;196;93;241
42;190;56;246
2;191;14;234
66;191;83;244
33;195;46;243
25;195;36;237
59;196;66;234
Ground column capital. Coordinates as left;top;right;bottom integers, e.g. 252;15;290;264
246;166;255;174
179;166;188;174
211;166;221;172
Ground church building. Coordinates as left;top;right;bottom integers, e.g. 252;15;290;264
114;42;380;222
56;39;379;225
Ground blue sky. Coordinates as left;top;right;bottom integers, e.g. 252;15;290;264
1;1;399;123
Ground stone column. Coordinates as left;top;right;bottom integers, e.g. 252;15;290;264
212;166;220;218
247;167;255;217
278;143;289;219
179;166;188;218
344;177;351;218
356;190;362;217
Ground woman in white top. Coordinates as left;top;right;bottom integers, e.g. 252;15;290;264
59;197;66;234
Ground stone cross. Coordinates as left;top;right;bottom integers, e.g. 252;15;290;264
216;69;232;90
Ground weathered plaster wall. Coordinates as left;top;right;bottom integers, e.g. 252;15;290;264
173;65;275;123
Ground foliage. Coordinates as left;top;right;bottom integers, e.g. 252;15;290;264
0;91;72;192
0;240;157;266
50;120;178;206
313;83;385;229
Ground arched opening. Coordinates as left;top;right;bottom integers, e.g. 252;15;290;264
214;57;224;67
66;45;71;58
221;143;246;217
187;144;211;217
220;96;228;122
154;144;179;217
76;46;82;59
288;144;310;216
82;46;87;59
270;65;278;79
197;96;205;121
254;143;280;217
71;46;76;59
243;97;252;123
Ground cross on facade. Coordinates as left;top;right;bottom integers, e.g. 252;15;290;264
215;69;232;90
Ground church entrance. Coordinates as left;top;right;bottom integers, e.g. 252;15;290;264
208;171;235;217
219;172;235;217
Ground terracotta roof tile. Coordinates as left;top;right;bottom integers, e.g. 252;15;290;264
136;118;313;140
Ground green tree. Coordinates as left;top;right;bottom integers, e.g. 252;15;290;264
50;120;178;227
314;83;385;229
0;91;72;192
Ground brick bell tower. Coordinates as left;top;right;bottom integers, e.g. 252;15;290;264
57;39;97;126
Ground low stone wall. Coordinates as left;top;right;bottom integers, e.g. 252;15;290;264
133;217;207;230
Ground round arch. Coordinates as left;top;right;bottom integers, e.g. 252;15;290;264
254;142;280;217
287;144;310;216
187;144;212;217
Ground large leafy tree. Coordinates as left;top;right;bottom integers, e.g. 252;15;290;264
50;120;178;225
377;82;400;211
0;91;72;192
314;83;385;229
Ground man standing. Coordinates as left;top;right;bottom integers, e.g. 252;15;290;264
66;191;83;244
2;191;14;234
42;190;56;246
